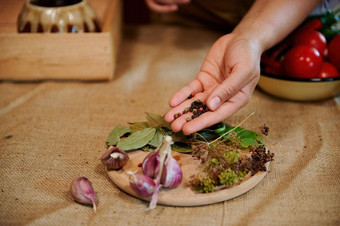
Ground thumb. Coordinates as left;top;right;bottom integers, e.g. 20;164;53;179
206;67;250;111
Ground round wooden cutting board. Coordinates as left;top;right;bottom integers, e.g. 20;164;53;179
107;150;269;207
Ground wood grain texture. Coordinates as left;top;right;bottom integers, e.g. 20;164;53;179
0;33;112;80
0;0;121;81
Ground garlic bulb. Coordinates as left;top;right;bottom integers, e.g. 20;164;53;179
128;136;183;209
128;171;156;197
70;177;97;212
141;136;183;189
149;136;182;209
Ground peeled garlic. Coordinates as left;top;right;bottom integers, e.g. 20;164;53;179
70;177;97;212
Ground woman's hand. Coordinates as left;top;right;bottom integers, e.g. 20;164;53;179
156;0;321;134
145;0;190;13
164;33;262;134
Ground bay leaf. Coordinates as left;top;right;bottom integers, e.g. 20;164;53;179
141;146;155;152
146;112;171;130
129;121;149;133
117;128;156;151
172;142;192;153
106;124;131;146
148;129;164;147
172;131;188;143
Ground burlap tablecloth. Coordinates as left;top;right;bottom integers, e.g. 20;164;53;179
0;24;339;225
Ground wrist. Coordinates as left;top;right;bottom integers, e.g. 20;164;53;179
232;20;272;53
231;0;322;53
231;25;268;54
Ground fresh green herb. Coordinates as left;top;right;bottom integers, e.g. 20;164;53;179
218;168;247;187
196;120;264;148
223;126;264;148
190;139;249;193
106;113;265;153
106;112;270;153
189;113;274;193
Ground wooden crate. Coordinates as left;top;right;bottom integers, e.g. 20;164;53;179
0;0;122;81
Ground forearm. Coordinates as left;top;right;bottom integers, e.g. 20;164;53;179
232;0;322;52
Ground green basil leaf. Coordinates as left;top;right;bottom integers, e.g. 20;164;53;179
224;126;264;148
117;128;156;151
128;121;149;133
146;112;171;130
106;124;131;146
240;138;259;147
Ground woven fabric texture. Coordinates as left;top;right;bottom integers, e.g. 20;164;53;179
0;24;339;225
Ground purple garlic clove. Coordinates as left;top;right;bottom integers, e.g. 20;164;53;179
142;149;160;179
128;171;156;197
160;153;183;189
70;177;97;212
101;146;129;170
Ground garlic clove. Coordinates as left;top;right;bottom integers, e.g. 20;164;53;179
142;149;160;179
148;136;183;209
130;136;183;210
128;171;156;197
156;136;183;189
70;177;97;212
101;146;129;170
160;154;183;189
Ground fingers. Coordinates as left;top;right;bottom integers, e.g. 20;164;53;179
168;79;203;107
172;111;220;134
206;63;257;111
181;90;251;134
168;82;255;134
145;0;190;13
164;91;208;124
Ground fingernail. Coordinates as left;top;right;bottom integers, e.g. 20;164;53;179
209;96;221;110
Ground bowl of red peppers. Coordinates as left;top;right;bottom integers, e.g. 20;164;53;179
258;10;340;101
